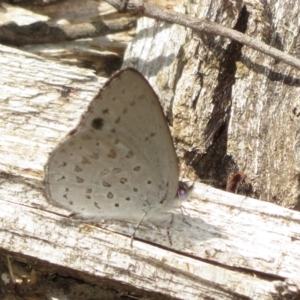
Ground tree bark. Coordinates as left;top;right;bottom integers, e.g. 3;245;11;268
123;0;300;209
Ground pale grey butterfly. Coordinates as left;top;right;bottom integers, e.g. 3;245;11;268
45;68;189;224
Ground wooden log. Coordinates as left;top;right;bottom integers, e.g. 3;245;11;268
0;44;300;299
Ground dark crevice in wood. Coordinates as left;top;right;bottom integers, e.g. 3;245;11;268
193;6;249;189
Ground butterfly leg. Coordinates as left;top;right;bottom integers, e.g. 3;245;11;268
166;213;174;245
130;211;146;247
179;204;192;227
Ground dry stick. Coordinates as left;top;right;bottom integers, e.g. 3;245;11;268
6;255;16;284
105;0;300;70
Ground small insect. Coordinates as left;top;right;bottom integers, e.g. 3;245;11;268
45;68;187;225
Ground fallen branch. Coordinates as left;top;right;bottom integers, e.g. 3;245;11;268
105;0;300;70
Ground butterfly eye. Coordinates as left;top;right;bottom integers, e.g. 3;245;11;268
178;186;188;200
177;181;194;200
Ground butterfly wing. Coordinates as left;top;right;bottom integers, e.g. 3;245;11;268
45;68;179;222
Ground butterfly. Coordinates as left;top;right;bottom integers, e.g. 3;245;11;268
44;68;189;224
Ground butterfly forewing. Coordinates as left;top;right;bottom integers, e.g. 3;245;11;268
45;68;179;222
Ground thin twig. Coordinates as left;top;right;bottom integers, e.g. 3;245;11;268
105;0;300;70
6;255;16;284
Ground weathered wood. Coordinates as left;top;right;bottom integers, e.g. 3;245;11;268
0;44;299;299
108;0;300;70
123;0;300;209
0;1;133;76
1;0;300;299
